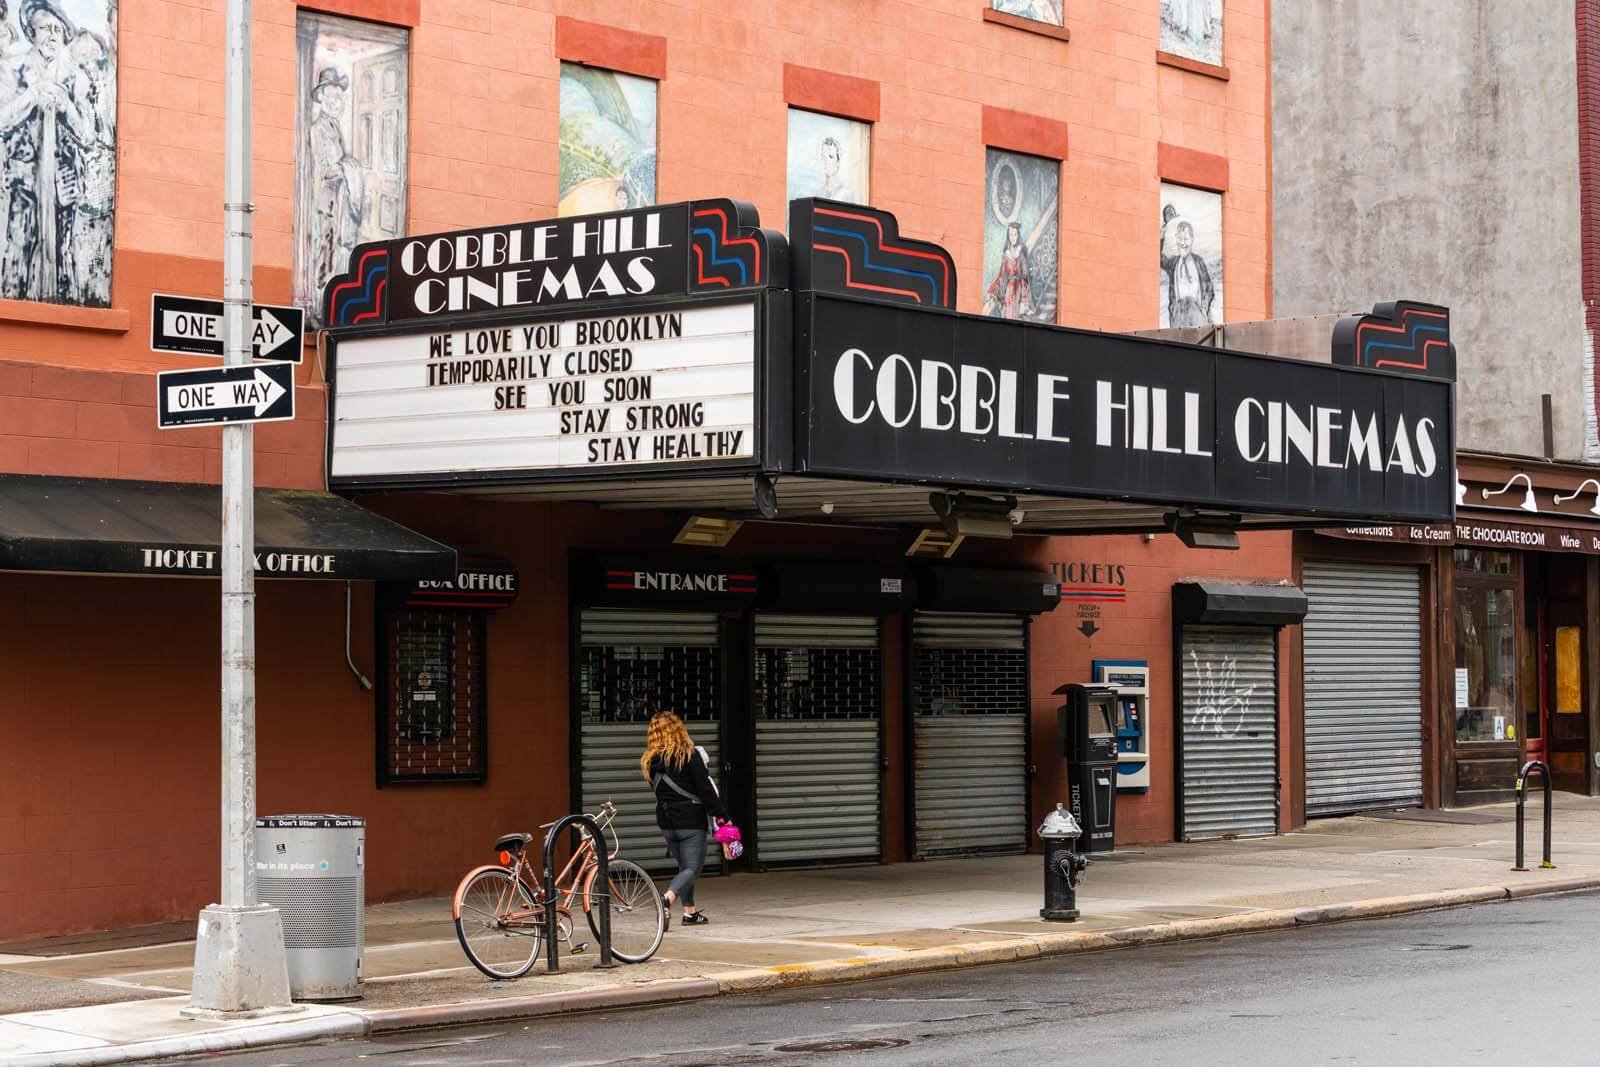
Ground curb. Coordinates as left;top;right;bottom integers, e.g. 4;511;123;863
13;875;1597;1063
363;977;721;1034
4;1011;366;1067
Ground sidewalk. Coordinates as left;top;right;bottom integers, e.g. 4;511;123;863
3;795;1598;1065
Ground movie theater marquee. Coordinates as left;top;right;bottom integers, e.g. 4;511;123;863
328;300;756;480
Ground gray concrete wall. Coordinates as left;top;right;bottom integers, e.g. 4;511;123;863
1272;1;1586;460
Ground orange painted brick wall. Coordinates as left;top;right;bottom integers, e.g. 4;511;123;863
0;0;1269;483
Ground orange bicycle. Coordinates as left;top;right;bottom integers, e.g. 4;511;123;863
451;802;666;977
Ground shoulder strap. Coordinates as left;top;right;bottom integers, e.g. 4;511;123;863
651;771;703;805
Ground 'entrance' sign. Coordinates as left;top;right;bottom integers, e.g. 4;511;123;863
157;362;296;429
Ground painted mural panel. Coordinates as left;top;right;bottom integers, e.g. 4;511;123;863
559;63;656;217
1159;181;1223;329
0;0;117;307
982;148;1058;323
786;108;870;205
1160;0;1222;67
990;0;1063;27
294;11;408;324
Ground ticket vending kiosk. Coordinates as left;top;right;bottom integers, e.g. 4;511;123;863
1093;660;1150;794
1056;683;1119;853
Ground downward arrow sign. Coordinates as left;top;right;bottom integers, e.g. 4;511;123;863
1078;620;1100;638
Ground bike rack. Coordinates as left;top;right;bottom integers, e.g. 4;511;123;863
1512;759;1556;873
540;814;615;973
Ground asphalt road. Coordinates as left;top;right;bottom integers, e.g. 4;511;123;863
193;891;1598;1066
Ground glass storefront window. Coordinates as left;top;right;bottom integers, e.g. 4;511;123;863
1454;549;1513;575
1454;580;1517;743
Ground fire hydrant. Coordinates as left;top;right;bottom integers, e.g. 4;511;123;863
1038;802;1089;921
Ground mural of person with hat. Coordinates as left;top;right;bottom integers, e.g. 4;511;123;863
307;64;364;302
1;0;105;306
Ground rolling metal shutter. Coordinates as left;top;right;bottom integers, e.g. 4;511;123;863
911;613;1029;858
577;610;722;873
753;615;881;865
1302;562;1423;816
1179;625;1278;840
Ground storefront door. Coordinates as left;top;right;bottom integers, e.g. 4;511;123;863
1177;625;1279;840
909;612;1030;858
1302;562;1424;815
576;609;725;873
751;614;882;865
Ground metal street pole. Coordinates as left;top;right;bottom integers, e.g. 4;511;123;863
187;0;292;1014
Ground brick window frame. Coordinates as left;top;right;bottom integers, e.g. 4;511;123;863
1157;143;1229;193
982;3;1071;43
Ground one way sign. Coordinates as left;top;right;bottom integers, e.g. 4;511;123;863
157;362;295;429
150;293;304;362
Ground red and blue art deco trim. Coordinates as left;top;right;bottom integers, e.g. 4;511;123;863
688;197;786;291
324;243;390;327
1331;300;1455;381
790;197;957;310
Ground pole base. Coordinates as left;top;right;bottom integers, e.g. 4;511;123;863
1040;907;1080;922
187;904;294;1014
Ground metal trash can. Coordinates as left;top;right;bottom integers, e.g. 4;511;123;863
255;815;365;1001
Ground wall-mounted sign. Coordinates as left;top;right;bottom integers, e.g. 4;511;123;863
1318;524;1454;546
404;554;520;611
329;301;757;484
575;555;761;607
800;292;1455;523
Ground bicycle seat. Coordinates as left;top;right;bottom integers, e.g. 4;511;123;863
493;832;534;853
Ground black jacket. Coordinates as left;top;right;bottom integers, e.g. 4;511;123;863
649;750;728;831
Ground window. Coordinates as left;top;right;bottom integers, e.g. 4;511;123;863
786;108;871;205
1454;550;1517;743
294;11;409;325
983;148;1059;323
991;0;1064;28
1160;0;1223;67
559;62;657;216
0;0;117;307
380;607;486;783
1160;182;1223;328
755;646;880;720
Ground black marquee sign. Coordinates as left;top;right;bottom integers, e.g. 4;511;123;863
800;293;1454;521
323;198;788;327
321;196;1456;527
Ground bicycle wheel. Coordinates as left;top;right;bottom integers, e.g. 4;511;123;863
454;867;542;979
585;858;665;963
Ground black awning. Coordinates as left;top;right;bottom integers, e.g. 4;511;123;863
1173;581;1308;626
914;566;1062;614
759;561;916;613
0;475;455;581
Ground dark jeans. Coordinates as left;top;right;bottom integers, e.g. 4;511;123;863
662;827;707;907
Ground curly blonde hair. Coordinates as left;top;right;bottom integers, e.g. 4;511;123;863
640;711;694;781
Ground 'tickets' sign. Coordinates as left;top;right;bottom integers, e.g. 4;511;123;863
330;301;757;482
800;294;1455;522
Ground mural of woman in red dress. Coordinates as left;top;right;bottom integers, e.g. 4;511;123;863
985;222;1035;319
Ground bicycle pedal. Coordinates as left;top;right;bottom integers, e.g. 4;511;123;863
570;942;589;954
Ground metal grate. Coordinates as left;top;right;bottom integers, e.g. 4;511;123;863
911;612;1028;858
578;615;721;724
755;647;879;720
382;608;484;783
257;876;362;948
913;647;1027;716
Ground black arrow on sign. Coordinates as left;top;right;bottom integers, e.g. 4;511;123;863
1078;620;1099;638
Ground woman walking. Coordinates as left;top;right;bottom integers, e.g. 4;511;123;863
640;710;726;927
